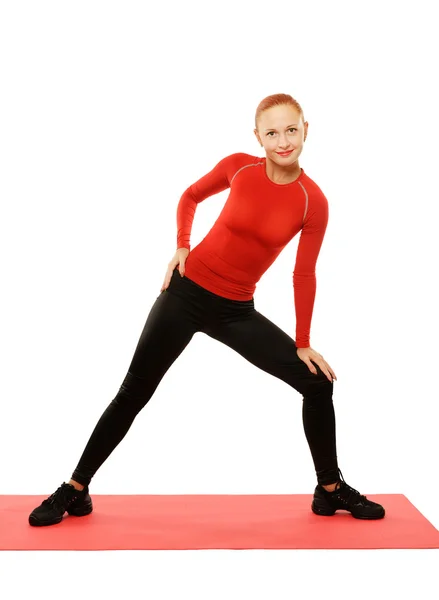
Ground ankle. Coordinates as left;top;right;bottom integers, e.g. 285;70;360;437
68;479;85;492
322;481;341;492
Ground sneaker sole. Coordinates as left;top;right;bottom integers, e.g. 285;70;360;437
312;501;385;519
311;502;336;517
67;501;93;517
28;501;93;527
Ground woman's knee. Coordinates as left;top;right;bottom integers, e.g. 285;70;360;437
302;372;333;401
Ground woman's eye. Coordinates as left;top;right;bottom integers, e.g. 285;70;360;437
267;128;297;136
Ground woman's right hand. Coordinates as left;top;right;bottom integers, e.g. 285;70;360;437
161;247;190;292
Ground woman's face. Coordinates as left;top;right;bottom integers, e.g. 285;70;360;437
254;104;308;166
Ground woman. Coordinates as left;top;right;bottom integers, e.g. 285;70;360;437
29;93;385;527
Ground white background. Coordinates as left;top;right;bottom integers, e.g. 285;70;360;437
1;0;438;598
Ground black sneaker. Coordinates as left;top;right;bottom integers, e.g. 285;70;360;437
311;468;385;520
28;482;93;527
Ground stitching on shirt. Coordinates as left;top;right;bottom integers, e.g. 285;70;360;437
231;160;308;224
298;181;308;223
230;161;264;186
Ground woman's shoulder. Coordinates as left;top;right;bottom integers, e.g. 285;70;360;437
301;170;329;202
213;152;263;184
220;152;263;166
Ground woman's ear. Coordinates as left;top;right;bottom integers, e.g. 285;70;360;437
254;128;262;147
303;121;309;141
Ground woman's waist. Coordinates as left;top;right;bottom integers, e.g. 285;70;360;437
184;248;257;300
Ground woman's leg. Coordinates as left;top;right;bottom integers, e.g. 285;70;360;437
70;285;200;487
206;307;339;486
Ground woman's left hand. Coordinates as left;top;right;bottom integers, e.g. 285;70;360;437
296;346;337;382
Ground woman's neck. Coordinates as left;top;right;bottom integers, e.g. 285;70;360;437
265;156;302;184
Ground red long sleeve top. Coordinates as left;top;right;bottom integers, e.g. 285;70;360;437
176;153;329;348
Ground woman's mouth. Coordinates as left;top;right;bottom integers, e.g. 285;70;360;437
276;150;293;157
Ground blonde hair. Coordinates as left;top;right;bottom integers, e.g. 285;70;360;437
255;93;305;129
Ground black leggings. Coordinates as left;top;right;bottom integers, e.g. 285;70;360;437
71;268;339;487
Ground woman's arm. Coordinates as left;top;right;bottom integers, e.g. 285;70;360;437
176;153;250;251
292;191;329;348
